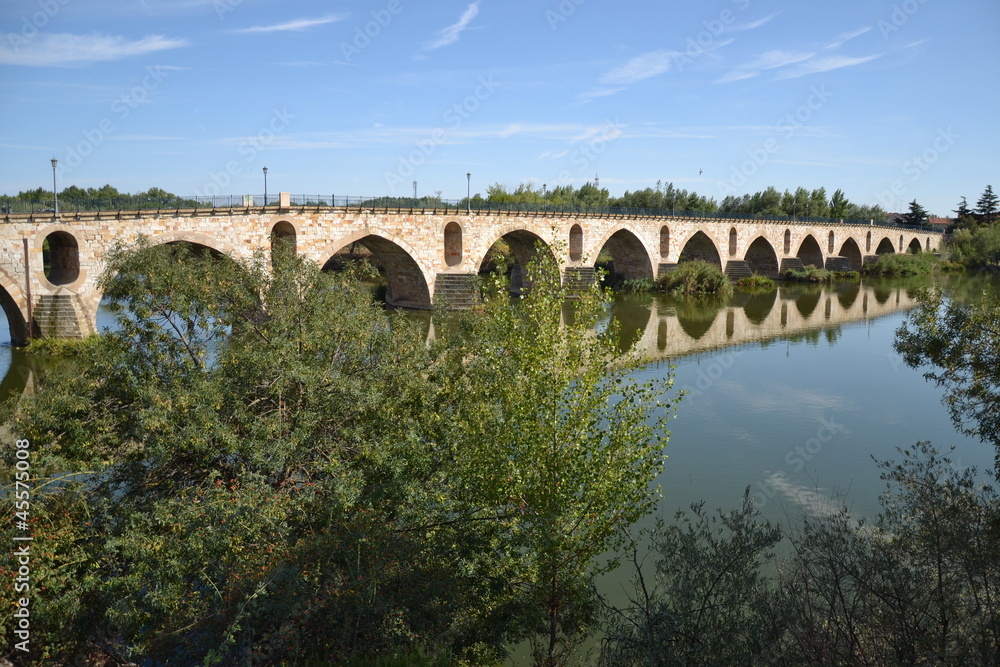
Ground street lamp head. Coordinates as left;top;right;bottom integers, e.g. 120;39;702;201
51;157;57;169
467;172;471;180
262;166;268;175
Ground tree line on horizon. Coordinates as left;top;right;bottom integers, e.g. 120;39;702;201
6;181;996;224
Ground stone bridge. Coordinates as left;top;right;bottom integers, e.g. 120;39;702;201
0;193;941;344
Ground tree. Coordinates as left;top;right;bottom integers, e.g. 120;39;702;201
954;195;973;220
894;286;1000;468
444;249;676;665
976;185;998;225
902;198;930;227
829;188;850;219
1;239;677;665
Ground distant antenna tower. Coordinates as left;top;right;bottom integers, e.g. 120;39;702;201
594;172;600;189
413;181;417;199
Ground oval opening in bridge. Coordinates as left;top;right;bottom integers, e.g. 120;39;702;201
569;224;583;261
444;221;463;267
270;221;297;256
43;231;80;285
659;226;669;257
728;227;738;257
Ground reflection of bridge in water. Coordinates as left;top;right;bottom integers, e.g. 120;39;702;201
606;281;920;361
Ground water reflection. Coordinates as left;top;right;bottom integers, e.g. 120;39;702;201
600;279;935;361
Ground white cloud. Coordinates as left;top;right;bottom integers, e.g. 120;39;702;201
825;27;872;50
716;49;815;83
421;3;480;53
231;14;346;34
730;11;781;33
775;53;882;79
600;49;675;85
0;33;187;67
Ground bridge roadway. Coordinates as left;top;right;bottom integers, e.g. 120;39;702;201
0;193;941;344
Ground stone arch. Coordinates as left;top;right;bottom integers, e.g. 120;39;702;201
147;231;239;259
569;224;583;262
827;231;835;254
783;229;791;254
907;237;922;254
323;234;432;309
0;269;29;346
270;220;297;256
42;230;80;286
659;225;670;257
866;230;872;253
728;227;738;257
678;231;722;269
444;221;463;267
875;237;895;255
479;229;557;295
744;236;779;277
796;234;823;268
594;228;654;281
838;238;863;271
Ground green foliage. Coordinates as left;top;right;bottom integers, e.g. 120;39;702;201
895;286;1000;467
735;274;776;291
1;239;677;666
948;223;1000;268
656;261;732;296
902;198;930;227
615;278;656;293
782;265;835;282
601;491;787;666
602;443;1000;665
977;185;998;225
24;335;101;356
863;252;938;276
445;250;676;664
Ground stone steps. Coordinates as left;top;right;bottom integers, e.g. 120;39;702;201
779;257;806;274
33;291;93;339
824;256;853;272
433;274;480;309
563;266;597;292
724;260;753;280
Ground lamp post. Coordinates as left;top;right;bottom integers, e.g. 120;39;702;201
466;172;471;214
51;158;58;217
262;166;268;207
542;183;546;212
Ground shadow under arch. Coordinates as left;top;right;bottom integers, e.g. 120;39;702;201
744;236;779;277
733;288;777;325
323;234;432;309
839;238;863;271
479;229;557;295
677;231;722;269
906;237;922;254
796;235;823;268
675;297;722;340
594;228;654;285
875;237;896;255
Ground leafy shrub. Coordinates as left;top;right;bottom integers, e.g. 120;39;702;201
735;274;776;291
617;278;656;293
656;260;732;296
782;265;834;282
862;252;936;276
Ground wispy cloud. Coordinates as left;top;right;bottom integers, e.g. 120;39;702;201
775;53;883;79
600;49;675;85
231;14;346;34
0;33;187;67
418;2;480;56
717;49;815;83
730;11;781;33
825;27;871;50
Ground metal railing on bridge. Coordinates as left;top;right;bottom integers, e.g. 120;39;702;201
0;195;944;233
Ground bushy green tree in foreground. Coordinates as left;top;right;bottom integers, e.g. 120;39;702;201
0;239;675;665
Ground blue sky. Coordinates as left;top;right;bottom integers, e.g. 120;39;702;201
1;0;997;215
